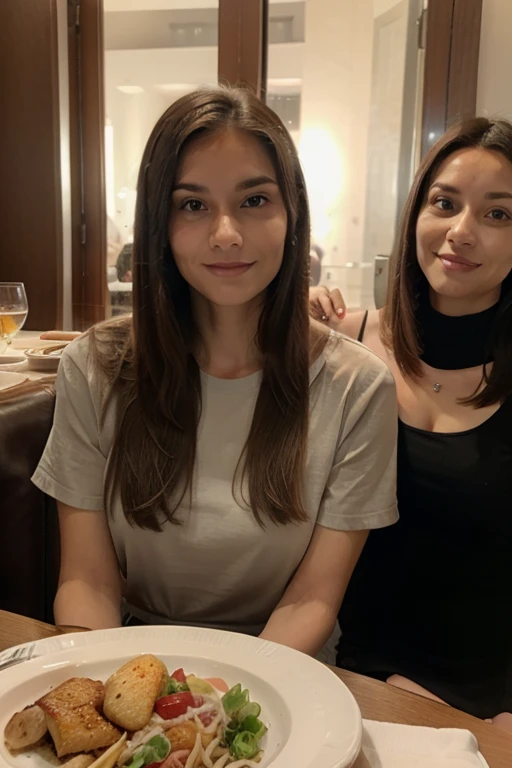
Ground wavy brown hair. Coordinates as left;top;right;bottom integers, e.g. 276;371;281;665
382;117;512;407
91;86;312;531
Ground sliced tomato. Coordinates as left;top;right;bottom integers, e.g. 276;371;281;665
171;667;187;683
204;677;229;693
154;692;204;720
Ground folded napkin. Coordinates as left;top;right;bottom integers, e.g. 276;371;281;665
353;720;489;768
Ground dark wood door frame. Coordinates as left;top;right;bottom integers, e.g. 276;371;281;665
0;0;64;331
69;0;106;331
421;0;483;158
218;0;267;96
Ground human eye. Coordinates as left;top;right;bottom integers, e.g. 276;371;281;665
432;197;454;212
180;198;207;212
241;194;270;209
486;208;511;222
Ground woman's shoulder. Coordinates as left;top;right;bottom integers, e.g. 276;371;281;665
337;308;380;340
319;326;395;396
60;316;133;390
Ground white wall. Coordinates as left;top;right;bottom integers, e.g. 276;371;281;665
477;0;512;120
373;0;403;17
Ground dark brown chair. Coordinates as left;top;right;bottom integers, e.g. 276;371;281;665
0;378;59;622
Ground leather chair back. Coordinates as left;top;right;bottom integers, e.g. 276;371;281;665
0;379;59;622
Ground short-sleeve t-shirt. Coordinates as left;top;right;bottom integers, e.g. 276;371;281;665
33;330;398;635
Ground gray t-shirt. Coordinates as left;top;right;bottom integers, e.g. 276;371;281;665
33;330;398;636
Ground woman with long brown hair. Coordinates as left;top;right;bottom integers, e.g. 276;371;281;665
310;118;512;723
33;87;397;661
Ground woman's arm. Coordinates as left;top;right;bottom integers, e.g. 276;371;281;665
260;525;368;656
54;502;122;629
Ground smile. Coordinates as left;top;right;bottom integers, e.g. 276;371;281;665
435;253;481;272
204;262;255;277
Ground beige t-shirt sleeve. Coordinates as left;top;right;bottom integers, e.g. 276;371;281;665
317;358;398;531
32;340;106;510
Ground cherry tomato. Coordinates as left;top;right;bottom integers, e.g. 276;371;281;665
154;692;204;720
171;668;186;683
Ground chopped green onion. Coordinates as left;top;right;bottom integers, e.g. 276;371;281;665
238;702;261;721
240;714;267;741
126;734;171;768
222;684;249;716
231;731;260;760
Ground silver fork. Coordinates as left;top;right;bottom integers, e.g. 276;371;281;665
0;643;36;672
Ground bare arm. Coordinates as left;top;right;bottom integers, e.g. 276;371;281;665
260;526;368;656
54;502;122;629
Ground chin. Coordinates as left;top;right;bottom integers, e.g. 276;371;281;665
426;275;478;302
199;288;265;308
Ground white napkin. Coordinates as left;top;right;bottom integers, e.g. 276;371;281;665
353;720;490;768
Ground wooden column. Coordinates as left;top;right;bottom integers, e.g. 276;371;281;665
69;0;107;331
421;0;483;158
446;0;483;127
0;0;63;330
218;0;267;97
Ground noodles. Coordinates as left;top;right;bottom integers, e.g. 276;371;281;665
185;733;202;768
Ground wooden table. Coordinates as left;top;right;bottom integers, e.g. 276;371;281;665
1;610;511;767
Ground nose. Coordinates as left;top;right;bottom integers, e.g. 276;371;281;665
209;214;243;251
446;209;477;249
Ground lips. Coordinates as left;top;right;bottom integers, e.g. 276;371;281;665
436;253;481;272
204;262;255;278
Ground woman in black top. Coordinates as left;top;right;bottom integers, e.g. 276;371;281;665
309;117;512;728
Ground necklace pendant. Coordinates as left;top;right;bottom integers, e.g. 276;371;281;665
433;382;442;393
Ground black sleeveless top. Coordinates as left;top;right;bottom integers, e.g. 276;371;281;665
338;313;512;718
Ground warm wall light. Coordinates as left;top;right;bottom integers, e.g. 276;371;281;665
116;85;144;94
298;127;343;242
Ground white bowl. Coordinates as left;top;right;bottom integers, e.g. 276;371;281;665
24;346;64;372
0;626;362;768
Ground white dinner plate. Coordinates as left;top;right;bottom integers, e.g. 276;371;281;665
0;625;362;768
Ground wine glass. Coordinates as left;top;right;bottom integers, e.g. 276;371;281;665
0;282;28;354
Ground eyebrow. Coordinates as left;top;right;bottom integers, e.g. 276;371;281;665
430;182;512;200
173;175;279;194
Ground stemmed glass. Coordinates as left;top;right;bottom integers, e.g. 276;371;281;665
0;282;29;354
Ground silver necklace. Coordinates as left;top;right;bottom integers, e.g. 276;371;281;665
433;382;442;393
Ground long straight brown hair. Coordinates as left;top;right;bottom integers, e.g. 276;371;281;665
382;117;512;407
91;86;312;531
